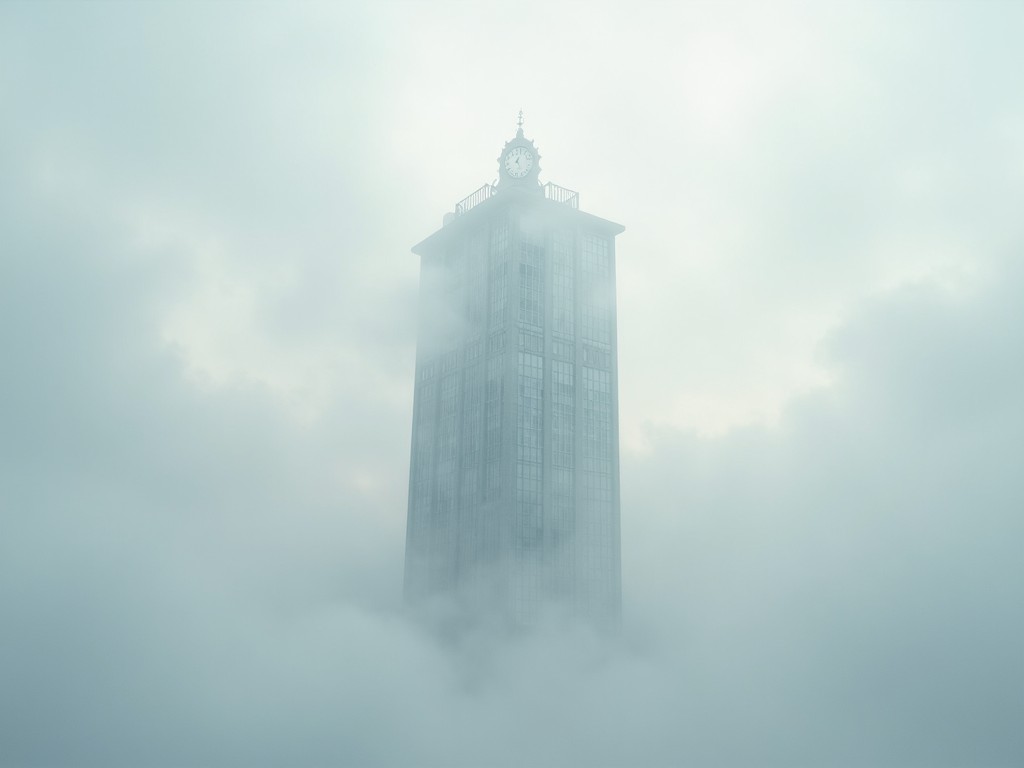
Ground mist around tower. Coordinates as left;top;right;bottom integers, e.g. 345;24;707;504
1;3;1022;768
404;118;625;634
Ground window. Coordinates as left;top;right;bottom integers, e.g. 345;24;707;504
552;230;574;340
581;234;612;347
518;243;544;330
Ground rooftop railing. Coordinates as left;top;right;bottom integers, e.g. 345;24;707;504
455;184;497;215
446;181;580;225
543;182;579;209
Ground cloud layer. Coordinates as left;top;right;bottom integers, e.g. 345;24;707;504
1;2;1022;766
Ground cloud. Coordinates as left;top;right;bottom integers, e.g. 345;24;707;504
627;261;1024;761
3;152;1021;764
1;2;1022;766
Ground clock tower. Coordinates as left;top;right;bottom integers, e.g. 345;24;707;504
405;116;624;625
497;111;541;190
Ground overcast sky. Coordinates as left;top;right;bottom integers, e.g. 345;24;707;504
1;2;1022;766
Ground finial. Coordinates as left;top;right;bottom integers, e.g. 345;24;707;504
517;109;524;130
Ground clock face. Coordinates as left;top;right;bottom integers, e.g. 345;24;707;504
504;146;534;178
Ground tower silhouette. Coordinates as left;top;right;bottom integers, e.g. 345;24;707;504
405;118;624;625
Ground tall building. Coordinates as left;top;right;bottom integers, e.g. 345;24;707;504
405;118;624;625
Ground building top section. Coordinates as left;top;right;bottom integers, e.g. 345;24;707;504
413;185;624;257
414;116;624;256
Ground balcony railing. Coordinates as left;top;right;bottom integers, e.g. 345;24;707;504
455;184;497;215
543;182;579;209
444;180;580;226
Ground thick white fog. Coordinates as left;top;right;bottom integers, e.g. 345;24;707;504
1;2;1022;766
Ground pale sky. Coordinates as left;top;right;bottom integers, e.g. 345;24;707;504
1;2;1022;766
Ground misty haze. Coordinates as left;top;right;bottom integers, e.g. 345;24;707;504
1;2;1022;768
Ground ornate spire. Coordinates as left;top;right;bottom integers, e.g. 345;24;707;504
516;109;524;137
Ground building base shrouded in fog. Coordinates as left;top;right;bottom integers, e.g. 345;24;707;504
405;117;624;625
